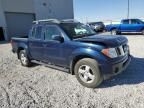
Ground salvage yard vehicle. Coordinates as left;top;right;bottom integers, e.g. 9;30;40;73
87;21;105;32
106;19;144;35
11;19;131;88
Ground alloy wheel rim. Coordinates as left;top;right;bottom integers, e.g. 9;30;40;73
78;65;95;83
21;53;27;65
112;30;116;35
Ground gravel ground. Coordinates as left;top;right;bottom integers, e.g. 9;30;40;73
0;33;144;108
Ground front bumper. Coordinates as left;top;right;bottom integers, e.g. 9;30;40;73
101;55;131;80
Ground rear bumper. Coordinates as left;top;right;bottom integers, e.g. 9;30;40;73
100;55;131;80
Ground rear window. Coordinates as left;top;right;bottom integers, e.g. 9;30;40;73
122;20;129;24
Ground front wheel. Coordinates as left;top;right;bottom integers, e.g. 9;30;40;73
111;29;117;35
74;58;103;88
19;50;31;67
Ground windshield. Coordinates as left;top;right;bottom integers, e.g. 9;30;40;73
60;23;96;39
137;19;144;24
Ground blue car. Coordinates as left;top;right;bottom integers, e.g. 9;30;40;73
106;19;144;35
11;19;131;88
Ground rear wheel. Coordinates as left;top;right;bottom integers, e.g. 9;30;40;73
19;50;31;67
117;31;121;35
111;29;117;35
74;58;103;88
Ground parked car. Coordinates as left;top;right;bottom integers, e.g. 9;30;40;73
11;19;131;88
87;22;105;32
106;19;144;35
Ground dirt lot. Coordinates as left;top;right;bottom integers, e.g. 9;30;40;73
0;33;144;108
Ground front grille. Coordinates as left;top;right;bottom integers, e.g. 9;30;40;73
116;44;129;56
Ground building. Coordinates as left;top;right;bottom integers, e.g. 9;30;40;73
0;0;74;41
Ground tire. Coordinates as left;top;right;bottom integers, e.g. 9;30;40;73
74;58;103;88
19;50;31;67
111;29;117;35
117;31;121;35
142;29;144;35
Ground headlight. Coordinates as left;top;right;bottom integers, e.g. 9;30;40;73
102;48;118;58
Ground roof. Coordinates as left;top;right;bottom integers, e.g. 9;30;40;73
33;19;80;24
87;21;103;24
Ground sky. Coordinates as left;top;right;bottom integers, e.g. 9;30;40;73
74;0;144;22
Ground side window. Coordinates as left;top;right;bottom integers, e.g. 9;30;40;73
131;19;139;24
35;26;42;39
122;20;129;24
30;26;42;39
45;26;61;40
30;27;36;39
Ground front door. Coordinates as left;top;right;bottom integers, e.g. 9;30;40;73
120;19;131;32
129;19;143;32
43;25;66;66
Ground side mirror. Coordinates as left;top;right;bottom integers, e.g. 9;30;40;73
52;35;64;43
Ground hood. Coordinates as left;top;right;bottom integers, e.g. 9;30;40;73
75;35;128;47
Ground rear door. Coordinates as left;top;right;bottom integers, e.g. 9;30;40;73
120;19;131;32
29;25;44;60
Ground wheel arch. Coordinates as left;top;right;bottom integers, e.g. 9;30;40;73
70;54;97;75
16;42;29;59
110;27;117;31
17;47;25;59
140;27;144;31
17;46;28;59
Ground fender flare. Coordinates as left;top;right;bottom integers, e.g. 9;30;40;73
17;43;28;59
69;48;107;75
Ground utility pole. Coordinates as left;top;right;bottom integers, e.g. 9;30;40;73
127;0;130;19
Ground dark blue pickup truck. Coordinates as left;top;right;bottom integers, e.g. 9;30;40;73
11;19;131;88
106;19;144;35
